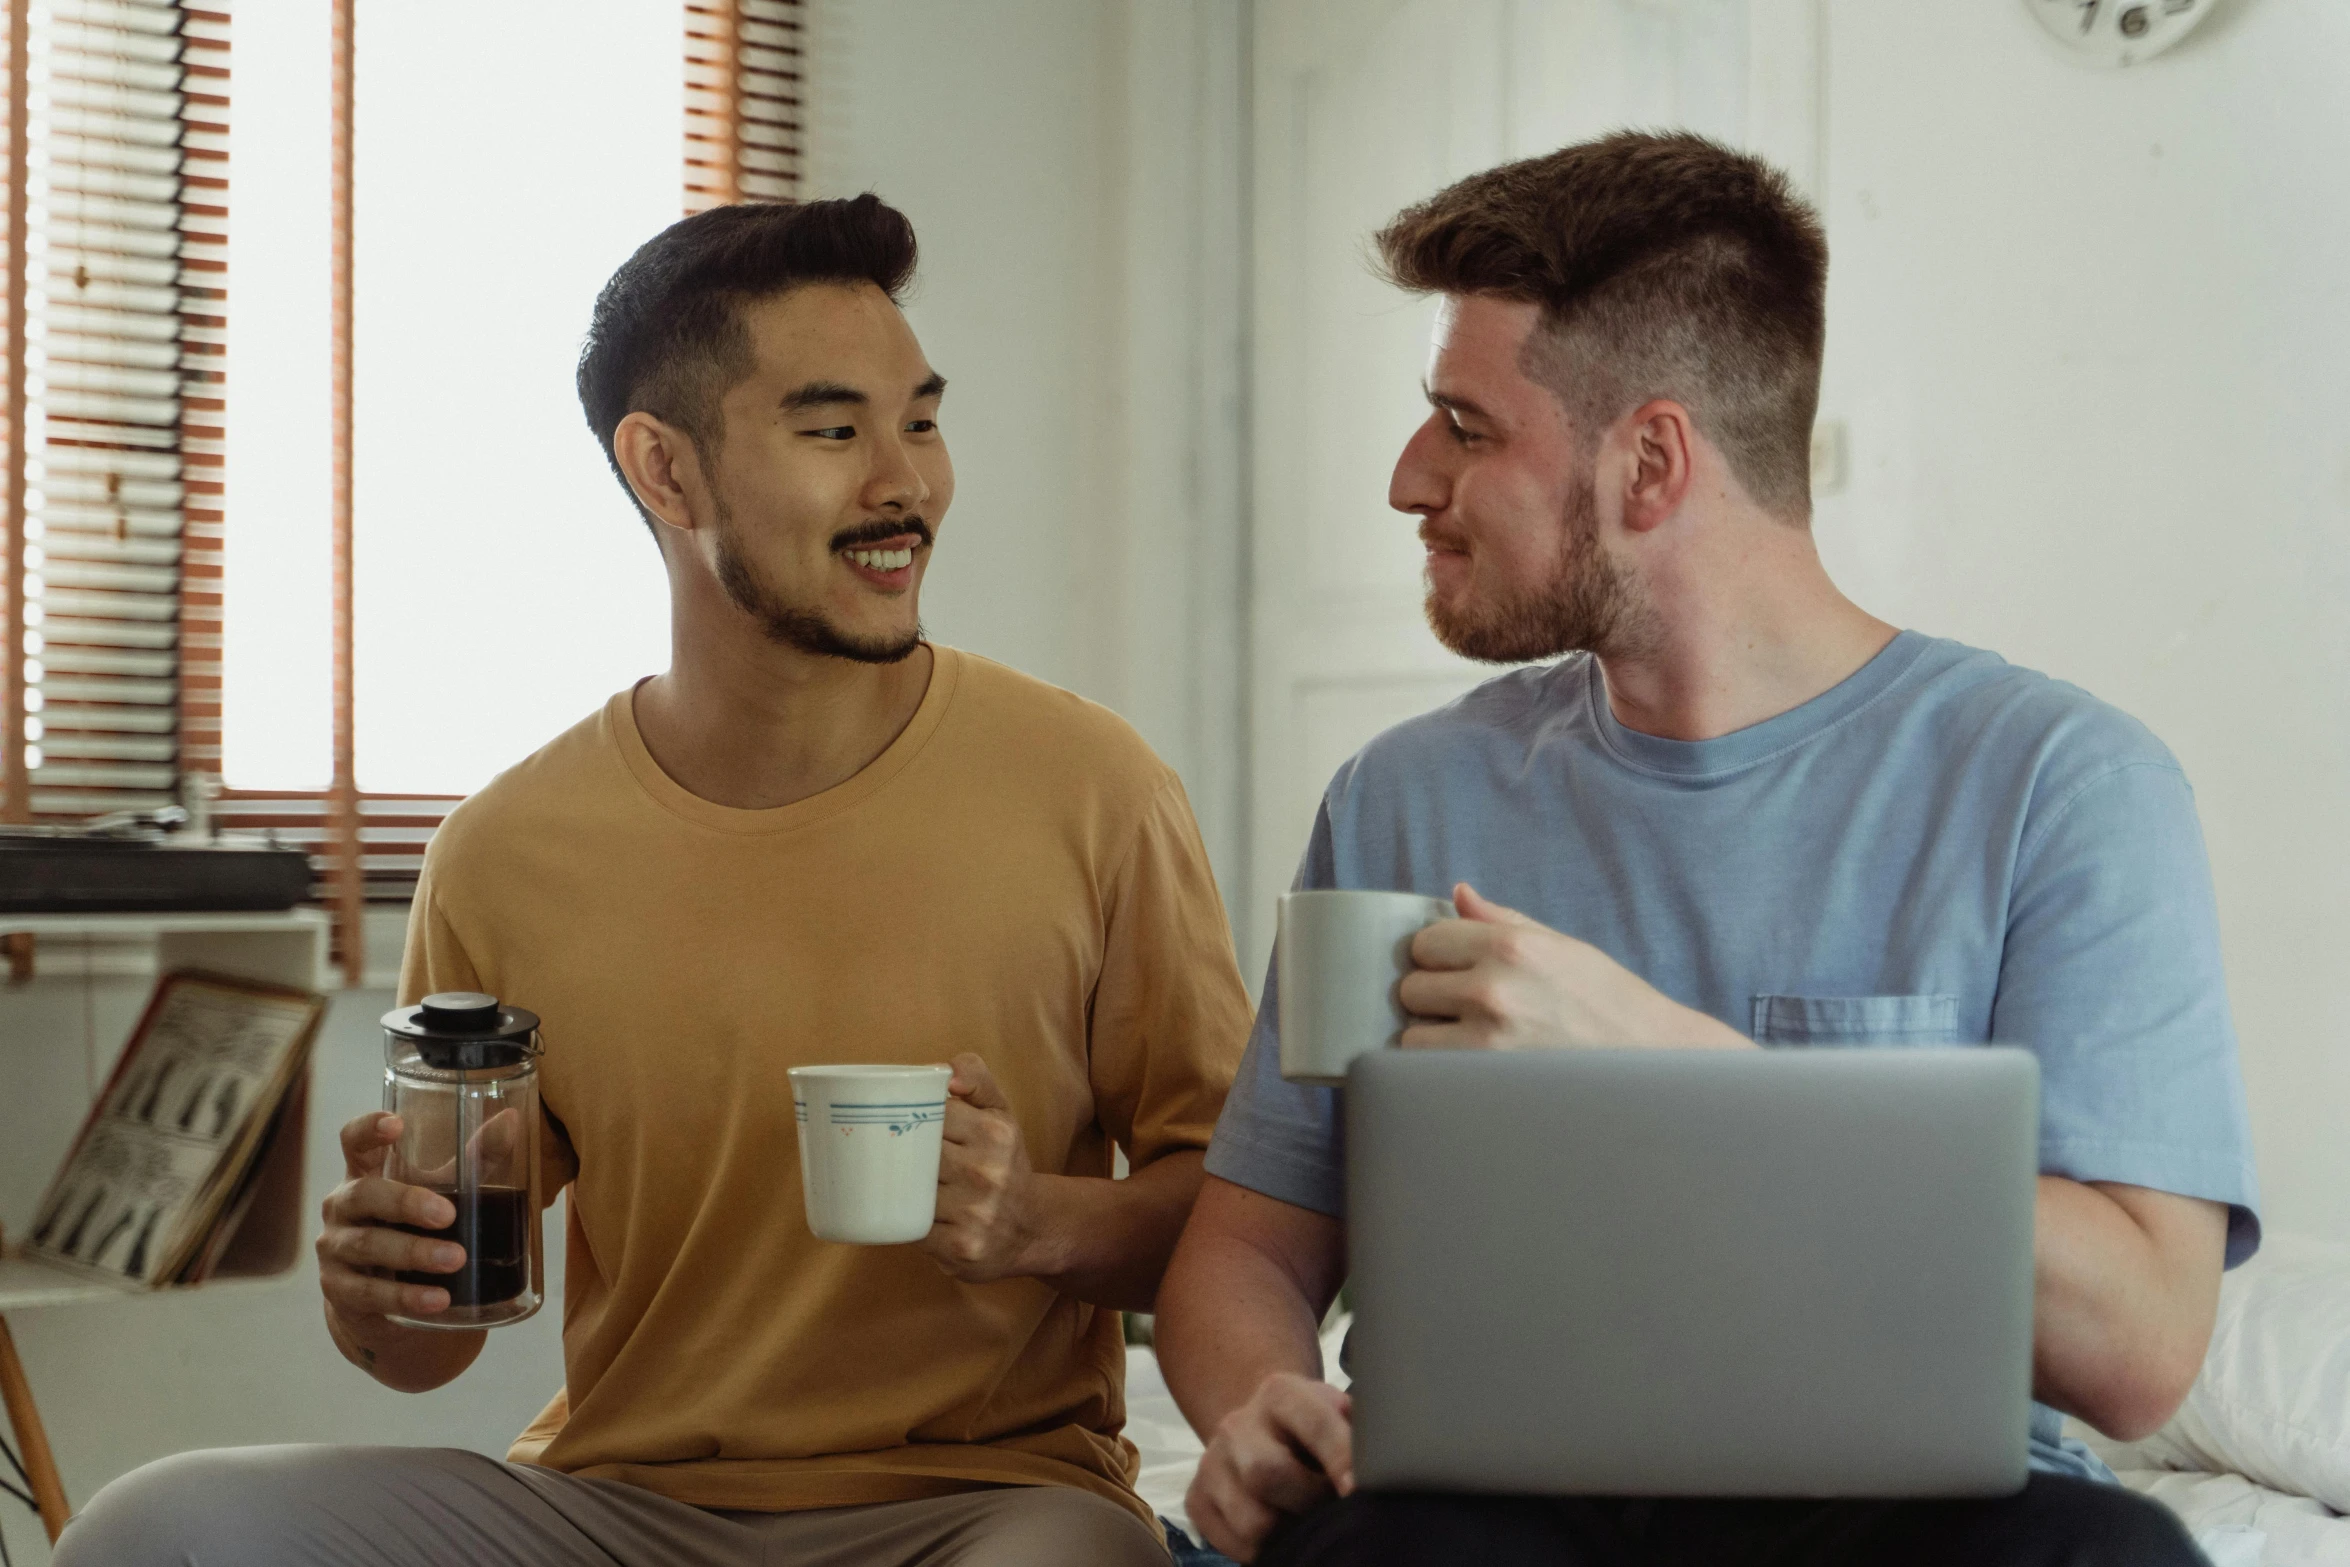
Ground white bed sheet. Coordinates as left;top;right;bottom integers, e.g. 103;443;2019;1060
2113;1468;2350;1567
1125;1346;1208;1534
1122;1346;2350;1565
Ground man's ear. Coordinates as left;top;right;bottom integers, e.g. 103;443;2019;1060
1619;399;1696;535
613;411;707;536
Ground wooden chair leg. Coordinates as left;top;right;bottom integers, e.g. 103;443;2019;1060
0;1313;71;1542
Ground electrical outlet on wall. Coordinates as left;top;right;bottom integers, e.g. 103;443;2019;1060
1811;420;1849;496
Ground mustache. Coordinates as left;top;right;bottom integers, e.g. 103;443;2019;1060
830;516;934;552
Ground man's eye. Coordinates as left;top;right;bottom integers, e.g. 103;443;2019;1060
905;419;937;434
802;425;856;441
1447;421;1481;445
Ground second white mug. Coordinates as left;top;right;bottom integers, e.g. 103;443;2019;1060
1277;889;1456;1085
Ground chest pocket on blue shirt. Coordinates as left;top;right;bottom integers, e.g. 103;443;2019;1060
1750;993;1959;1046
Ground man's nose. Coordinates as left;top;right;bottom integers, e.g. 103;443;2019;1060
864;431;930;514
1389;416;1450;517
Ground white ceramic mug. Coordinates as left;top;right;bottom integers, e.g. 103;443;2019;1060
789;1064;952;1244
1277;890;1457;1085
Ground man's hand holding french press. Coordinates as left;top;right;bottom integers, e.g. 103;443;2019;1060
315;1109;485;1392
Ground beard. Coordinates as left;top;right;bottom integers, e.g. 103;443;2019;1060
710;494;925;666
1423;474;1654;664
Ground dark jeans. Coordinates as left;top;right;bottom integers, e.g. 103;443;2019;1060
1167;1515;1244;1567
1259;1476;2207;1567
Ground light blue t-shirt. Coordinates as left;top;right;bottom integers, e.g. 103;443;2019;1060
1205;631;2261;1481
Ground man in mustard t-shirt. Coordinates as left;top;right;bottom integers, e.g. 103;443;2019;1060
58;197;1251;1566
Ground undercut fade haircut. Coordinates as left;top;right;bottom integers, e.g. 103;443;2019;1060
577;194;919;533
1376;131;1827;520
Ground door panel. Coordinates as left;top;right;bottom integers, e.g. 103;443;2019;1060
1244;0;1821;979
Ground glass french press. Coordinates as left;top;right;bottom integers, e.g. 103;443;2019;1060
379;992;544;1329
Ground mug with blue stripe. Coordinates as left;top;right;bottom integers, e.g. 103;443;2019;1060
788;1064;954;1244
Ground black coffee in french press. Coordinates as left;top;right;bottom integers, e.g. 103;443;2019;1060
379;992;545;1329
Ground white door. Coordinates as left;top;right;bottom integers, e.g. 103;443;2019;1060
1241;0;1822;979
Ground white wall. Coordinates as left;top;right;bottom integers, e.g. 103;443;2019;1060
1810;0;2350;1245
805;0;1115;699
806;0;1250;894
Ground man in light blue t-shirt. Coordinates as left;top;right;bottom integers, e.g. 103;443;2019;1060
1153;132;2255;1567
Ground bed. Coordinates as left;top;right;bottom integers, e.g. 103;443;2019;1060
1125;1234;2350;1565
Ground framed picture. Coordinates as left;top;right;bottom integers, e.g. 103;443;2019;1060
23;971;325;1288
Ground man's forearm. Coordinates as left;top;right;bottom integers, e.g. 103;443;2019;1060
2032;1177;2225;1441
326;1304;485;1394
1156;1215;1335;1438
1020;1149;1205;1312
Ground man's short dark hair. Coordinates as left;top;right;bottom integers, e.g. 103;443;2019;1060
577;194;919;532
1375;131;1827;520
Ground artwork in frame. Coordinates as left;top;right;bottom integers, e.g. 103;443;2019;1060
24;971;326;1289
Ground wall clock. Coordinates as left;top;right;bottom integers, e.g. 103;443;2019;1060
2023;0;2221;67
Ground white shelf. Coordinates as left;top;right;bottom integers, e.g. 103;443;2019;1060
0;1249;299;1313
0;908;330;992
0;909;330;939
0;1251;138;1312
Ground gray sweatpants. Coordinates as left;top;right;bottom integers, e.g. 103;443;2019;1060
54;1444;1174;1567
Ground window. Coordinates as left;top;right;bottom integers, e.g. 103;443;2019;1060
1;0;226;823
209;0;804;980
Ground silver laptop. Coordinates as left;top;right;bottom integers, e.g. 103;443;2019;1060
1345;1047;2037;1498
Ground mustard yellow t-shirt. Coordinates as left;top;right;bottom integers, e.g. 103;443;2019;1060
397;647;1251;1527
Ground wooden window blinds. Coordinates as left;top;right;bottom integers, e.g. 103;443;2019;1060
2;0;226;825
684;0;803;214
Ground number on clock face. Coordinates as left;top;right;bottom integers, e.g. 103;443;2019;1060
2028;0;2213;65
